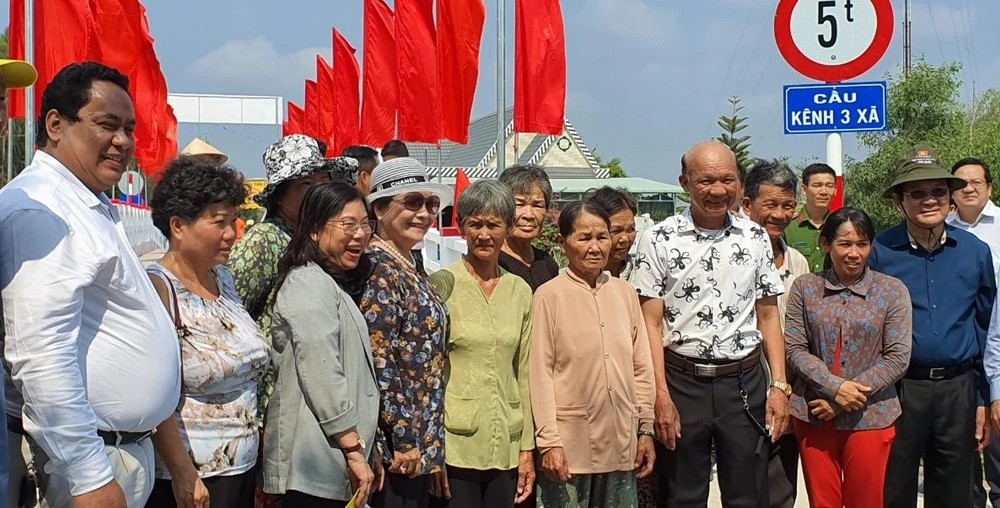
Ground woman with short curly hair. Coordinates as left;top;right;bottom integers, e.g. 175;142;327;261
145;156;271;508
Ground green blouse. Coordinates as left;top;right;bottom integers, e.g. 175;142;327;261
430;261;535;471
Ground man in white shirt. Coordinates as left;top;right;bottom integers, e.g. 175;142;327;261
949;157;1000;508
631;141;789;507
0;62;181;508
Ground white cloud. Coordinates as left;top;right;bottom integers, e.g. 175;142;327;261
581;0;675;44
186;38;328;100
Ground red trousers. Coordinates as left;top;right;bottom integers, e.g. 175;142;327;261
794;419;895;508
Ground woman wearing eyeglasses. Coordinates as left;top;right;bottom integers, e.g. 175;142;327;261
263;182;383;508
360;158;453;508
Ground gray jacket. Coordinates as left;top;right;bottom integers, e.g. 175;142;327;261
263;263;379;501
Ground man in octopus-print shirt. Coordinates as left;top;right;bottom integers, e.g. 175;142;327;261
630;141;788;508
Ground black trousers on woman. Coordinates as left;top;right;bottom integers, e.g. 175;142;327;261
144;469;256;508
370;473;432;508
429;467;517;508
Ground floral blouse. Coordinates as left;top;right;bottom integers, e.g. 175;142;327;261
148;263;271;478
228;217;293;424
359;246;450;475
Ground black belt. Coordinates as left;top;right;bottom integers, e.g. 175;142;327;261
6;415;152;445
904;361;975;381
664;346;763;378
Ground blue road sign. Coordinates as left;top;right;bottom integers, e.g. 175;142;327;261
783;81;888;135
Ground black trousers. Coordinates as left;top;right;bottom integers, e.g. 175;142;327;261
975;434;1000;508
282;490;350;508
767;433;798;508
429;467;517;508
370;473;432;508
144;470;256;508
657;359;770;508
885;370;977;508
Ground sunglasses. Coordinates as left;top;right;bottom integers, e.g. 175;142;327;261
902;187;950;201
395;193;441;215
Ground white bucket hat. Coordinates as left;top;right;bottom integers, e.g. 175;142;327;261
253;134;359;206
367;157;453;206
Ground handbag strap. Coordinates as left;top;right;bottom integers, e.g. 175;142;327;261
148;268;182;329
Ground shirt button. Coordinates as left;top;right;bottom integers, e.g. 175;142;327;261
932;305;937;309
601;322;606;327
605;354;610;359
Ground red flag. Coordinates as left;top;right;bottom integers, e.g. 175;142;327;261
396;0;440;143
24;0;101;121
437;0;486;144
316;56;336;155
90;0;142;75
8;0;26;119
514;0;567;135
304;80;320;139
127;1;177;176
451;168;471;226
333;30;361;156
361;0;397;148
287;101;305;135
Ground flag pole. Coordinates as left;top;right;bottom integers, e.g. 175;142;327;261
495;0;506;176
23;0;35;165
6;119;13;182
437;144;444;227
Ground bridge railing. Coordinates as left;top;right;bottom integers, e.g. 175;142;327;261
113;200;167;257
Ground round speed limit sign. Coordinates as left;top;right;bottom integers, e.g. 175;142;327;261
774;0;894;82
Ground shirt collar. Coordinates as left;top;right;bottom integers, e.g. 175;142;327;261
564;266;609;291
32;150;106;210
948;201;1000;227
823;267;873;297
676;208;745;234
906;227;948;251
886;223;956;250
796;205;829;227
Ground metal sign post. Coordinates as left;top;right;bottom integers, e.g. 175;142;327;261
774;0;895;210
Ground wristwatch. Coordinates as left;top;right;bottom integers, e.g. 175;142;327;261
342;438;366;455
637;429;655;439
771;380;792;397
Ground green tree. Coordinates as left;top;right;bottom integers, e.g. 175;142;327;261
592;148;629;178
846;60;1000;231
716;96;754;170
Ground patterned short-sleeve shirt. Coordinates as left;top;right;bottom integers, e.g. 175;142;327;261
629;211;783;360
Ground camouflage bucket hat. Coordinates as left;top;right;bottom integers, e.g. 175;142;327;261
882;145;968;198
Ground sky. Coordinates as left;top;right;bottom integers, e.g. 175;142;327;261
2;0;993;182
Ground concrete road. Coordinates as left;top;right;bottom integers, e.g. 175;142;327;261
706;463;926;507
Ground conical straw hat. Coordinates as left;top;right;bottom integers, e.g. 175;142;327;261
181;138;229;165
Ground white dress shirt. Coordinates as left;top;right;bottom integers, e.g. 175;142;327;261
630;211;783;360
0;151;181;496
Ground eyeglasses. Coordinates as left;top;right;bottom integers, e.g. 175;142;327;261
395;193;441;215
328;219;375;235
902;187;950;201
965;179;990;188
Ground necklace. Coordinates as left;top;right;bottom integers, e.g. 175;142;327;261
373;234;415;269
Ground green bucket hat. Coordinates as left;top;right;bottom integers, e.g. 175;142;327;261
882;145;968;198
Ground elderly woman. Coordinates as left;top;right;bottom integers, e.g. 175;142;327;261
530;201;656;507
427;181;535;508
586;187;638;279
264;182;382;508
786;208;911;508
145;157;271;508
497;165;560;292
360;157;452;508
